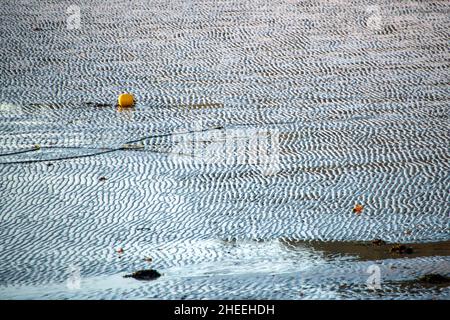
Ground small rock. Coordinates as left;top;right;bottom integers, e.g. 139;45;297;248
143;256;153;263
122;143;144;150
372;238;386;246
390;244;413;254
124;269;161;281
118;93;135;108
353;204;364;215
389;265;397;269
99;176;107;182
85;102;112;108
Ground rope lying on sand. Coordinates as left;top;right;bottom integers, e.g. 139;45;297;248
0;148;41;157
0;118;299;165
0;112;309;166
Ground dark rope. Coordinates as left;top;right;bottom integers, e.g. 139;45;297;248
0;119;295;165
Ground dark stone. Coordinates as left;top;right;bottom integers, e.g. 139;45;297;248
418;274;450;284
124;269;161;280
85;102;112;108
405;247;413;254
390;244;411;254
372;239;386;246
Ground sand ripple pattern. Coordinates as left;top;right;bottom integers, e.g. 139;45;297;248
0;0;449;299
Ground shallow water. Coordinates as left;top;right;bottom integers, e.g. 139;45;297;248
0;0;449;299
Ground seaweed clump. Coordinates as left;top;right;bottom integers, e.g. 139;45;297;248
390;244;413;254
418;274;450;285
124;269;161;281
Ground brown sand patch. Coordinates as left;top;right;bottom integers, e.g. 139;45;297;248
280;239;450;261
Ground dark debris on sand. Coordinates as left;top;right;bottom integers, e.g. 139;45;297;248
85;102;112;108
124;269;161;281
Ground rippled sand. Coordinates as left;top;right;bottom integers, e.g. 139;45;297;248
0;0;449;299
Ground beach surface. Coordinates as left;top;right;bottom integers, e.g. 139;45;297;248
0;0;449;299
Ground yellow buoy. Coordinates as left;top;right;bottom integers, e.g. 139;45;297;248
118;93;134;108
